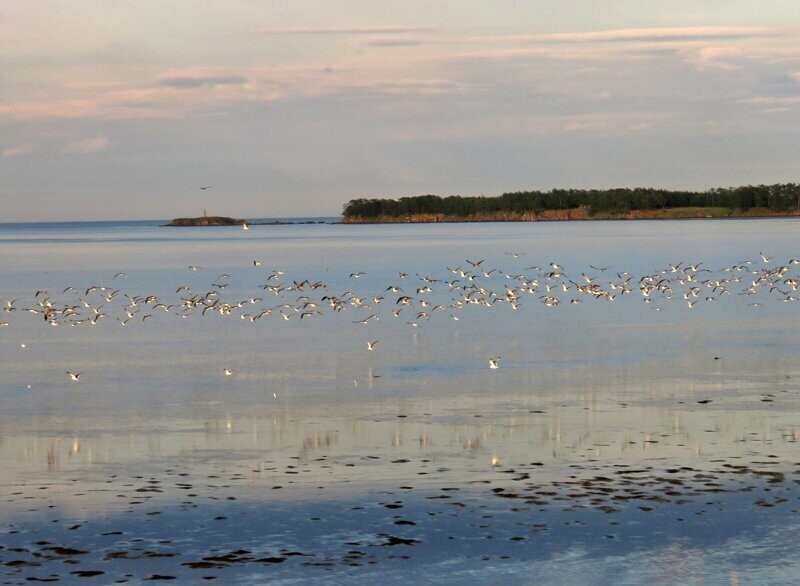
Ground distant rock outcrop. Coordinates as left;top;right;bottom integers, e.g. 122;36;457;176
166;216;246;226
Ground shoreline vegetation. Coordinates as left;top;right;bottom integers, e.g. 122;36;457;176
341;183;800;223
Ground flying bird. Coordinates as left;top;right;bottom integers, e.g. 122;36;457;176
353;315;379;324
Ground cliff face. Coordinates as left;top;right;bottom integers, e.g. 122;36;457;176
166;216;245;226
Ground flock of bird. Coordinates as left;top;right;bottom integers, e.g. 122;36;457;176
2;251;798;382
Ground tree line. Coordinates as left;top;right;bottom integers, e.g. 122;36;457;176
342;183;800;218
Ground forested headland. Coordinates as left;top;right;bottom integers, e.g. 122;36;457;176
342;183;800;223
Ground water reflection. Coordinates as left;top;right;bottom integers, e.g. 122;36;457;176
1;220;799;582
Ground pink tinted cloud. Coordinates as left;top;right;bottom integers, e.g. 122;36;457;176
245;26;435;36
531;26;780;44
2;24;793;124
62;136;110;154
2;143;37;157
688;46;745;70
0;69;262;121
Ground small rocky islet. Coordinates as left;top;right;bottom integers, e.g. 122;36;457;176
165;216;246;227
165;216;330;226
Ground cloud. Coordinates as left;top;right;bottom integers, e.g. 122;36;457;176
384;110;676;142
2;143;37;157
687;45;745;70
357;78;471;97
366;38;427;48
0;96;173;120
63;136;110;154
734;70;800;109
0;72;259;121
757;72;800;97
246;26;434;36
407;26;786;65
2;24;794;126
737;95;800;106
157;73;249;89
531;26;781;44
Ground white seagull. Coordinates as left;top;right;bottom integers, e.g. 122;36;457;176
488;356;501;369
353;315;379;324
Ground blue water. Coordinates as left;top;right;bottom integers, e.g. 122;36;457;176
0;217;341;245
0;218;798;584
0;217;340;230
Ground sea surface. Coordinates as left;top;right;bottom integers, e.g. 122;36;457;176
1;218;798;584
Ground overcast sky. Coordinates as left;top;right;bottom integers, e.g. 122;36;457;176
2;1;800;221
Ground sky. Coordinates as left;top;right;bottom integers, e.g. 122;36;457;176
2;1;800;221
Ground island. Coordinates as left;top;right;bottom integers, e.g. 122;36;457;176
165;216;336;227
342;183;800;223
166;216;247;227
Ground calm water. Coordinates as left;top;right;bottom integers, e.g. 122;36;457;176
1;219;798;584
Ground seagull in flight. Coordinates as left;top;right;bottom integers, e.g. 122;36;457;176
488;356;501;369
367;340;379;351
67;371;83;381
353;315;379;324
